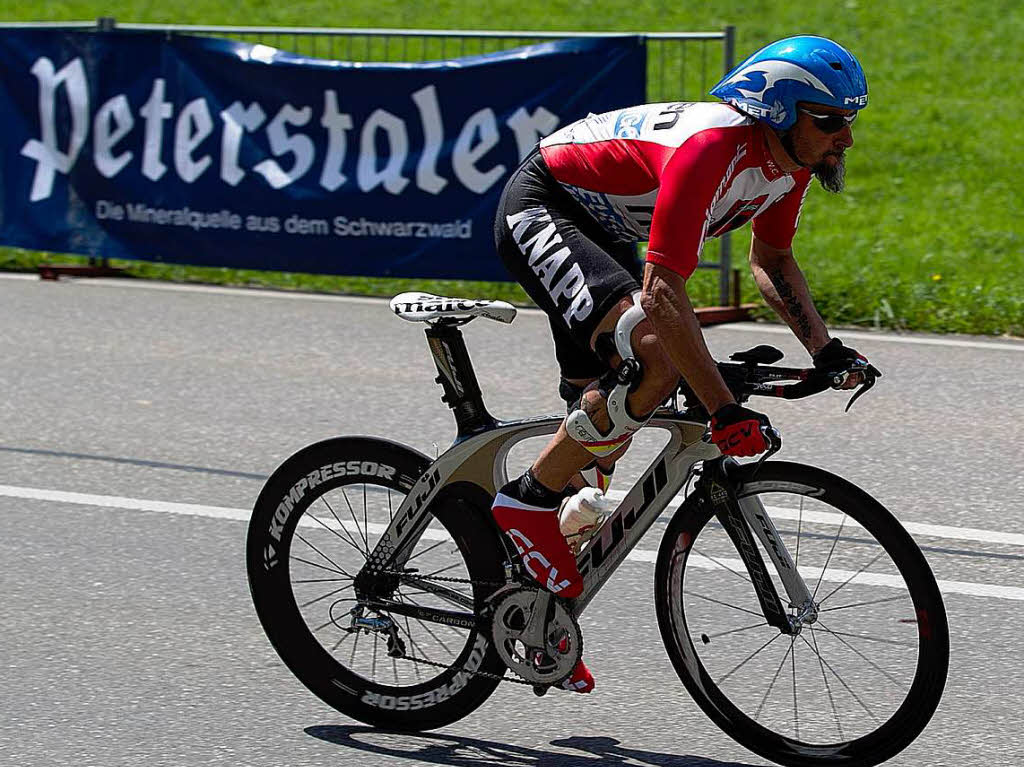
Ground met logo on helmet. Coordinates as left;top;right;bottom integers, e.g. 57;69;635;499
844;94;869;106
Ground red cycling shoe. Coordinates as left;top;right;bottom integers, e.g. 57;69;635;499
560;659;595;693
492;492;583;599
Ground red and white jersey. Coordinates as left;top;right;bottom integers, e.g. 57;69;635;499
539;102;812;279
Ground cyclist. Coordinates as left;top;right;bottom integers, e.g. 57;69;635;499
491;36;878;693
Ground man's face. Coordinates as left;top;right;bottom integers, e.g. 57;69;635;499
788;102;856;193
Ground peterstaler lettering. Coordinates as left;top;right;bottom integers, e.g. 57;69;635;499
20;57;561;203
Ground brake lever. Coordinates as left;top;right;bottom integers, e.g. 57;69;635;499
751;426;782;479
843;364;882;412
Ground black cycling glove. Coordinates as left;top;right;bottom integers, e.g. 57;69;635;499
812;338;881;379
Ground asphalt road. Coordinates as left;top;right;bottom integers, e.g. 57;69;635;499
2;274;1022;767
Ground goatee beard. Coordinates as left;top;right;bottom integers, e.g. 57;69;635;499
813;153;846;193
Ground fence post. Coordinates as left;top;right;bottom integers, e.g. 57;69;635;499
97;17;116;31
718;24;737;306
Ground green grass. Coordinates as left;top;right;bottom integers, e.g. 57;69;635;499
3;1;1022;335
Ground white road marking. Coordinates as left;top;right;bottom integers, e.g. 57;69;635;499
717;321;1024;353
4;273;1021;352
1;483;1022;602
606;490;1024;547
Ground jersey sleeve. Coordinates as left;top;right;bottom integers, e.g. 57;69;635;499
751;170;812;250
646;127;747;280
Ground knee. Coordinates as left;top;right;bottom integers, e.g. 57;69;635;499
631;326;677;406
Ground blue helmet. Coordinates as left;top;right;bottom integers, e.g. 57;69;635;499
709;36;868;130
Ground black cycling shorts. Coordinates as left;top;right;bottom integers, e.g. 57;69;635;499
493;150;641;380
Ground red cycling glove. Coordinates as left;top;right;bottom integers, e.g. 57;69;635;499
710;404;773;457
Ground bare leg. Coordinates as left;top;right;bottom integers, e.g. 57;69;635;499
529;295;678;494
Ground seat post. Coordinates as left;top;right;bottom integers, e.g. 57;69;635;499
424;321;496;438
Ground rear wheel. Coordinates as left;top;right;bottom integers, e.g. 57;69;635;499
247;437;508;730
655;461;949;767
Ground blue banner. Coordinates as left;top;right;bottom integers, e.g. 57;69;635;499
0;30;644;280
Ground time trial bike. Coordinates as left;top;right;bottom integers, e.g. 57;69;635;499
246;292;949;767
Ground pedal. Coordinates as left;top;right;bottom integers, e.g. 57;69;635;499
533;685;549;697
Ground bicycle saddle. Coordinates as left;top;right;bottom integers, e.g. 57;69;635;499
390;292;517;324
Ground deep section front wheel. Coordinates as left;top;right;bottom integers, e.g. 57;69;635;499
247;436;508;730
655;461;949;767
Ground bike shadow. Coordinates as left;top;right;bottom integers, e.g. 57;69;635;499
305;726;762;767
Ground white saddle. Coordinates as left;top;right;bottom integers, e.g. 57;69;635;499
389;292;517;324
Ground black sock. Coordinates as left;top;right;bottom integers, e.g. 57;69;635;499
499;468;563;508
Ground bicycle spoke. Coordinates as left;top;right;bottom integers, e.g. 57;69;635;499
817;548;888;606
816;620;917;649
388;488;394;522
371;632;379;678
422;561;463;578
340;487;370;553
404;537;451;565
716;632;784;687
299;583;354;609
820;594;910;614
686;590;766;619
754;636;796;722
363;484;369;550
331;630;355;653
820;622;907;687
701;620;771;642
292;577;351;584
396;616;437;668
319;496;367;558
697;551;754;586
291;553;349;578
403;616;424;681
811;513;848;603
395;593;464;652
350;629;361;666
807;625;882;724
805;629;845;741
311;600;357;633
413;616;457;657
294;533;354;578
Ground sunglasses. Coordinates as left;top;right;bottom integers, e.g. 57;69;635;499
799;108;857;134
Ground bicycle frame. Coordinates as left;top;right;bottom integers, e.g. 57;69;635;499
361;319;815;630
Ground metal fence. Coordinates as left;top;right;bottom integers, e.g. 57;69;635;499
2;19;739;304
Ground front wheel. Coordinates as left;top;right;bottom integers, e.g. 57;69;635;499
655;461;949;767
246;436;509;730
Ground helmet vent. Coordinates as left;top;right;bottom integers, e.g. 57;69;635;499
830;62;843;70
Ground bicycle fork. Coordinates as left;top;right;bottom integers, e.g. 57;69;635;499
701;459;817;635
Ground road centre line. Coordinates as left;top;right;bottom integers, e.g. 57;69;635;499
4;273;1021;352
2;483;1021;602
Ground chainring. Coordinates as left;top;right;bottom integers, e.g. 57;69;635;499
490;587;582;687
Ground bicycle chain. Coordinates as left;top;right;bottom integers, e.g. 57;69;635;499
373;569;550;688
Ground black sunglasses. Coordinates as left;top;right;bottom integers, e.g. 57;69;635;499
800;108;857;134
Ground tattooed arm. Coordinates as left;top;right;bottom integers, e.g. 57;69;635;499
749;236;831;355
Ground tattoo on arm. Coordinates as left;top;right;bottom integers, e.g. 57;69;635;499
768;267;813;341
